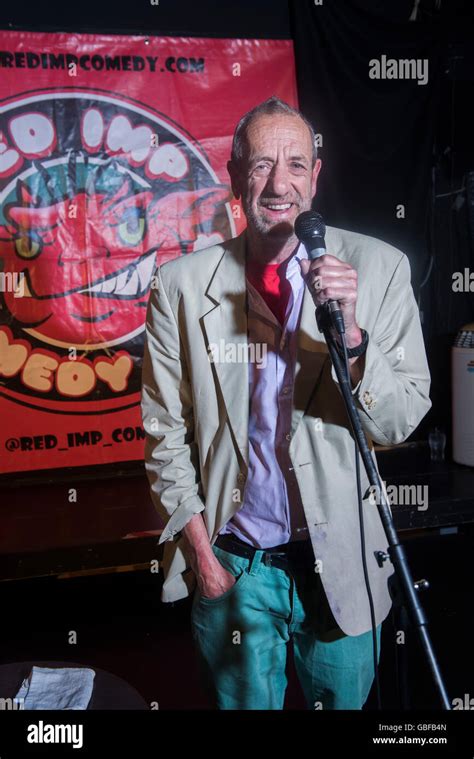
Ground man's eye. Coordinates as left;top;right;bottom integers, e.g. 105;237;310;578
291;163;305;169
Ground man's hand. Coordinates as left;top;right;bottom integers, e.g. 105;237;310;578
197;560;237;600
182;512;237;599
299;254;360;339
299;254;365;386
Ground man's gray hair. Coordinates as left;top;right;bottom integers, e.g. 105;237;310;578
230;96;318;167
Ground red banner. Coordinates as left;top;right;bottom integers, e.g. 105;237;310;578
0;30;297;474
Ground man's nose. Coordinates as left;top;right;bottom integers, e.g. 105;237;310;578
264;163;290;196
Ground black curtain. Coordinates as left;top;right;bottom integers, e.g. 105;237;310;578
0;0;291;38
289;0;443;294
289;0;474;439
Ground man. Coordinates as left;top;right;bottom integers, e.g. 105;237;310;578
141;97;431;710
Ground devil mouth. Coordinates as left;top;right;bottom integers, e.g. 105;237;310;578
18;252;157;301
77;252;156;299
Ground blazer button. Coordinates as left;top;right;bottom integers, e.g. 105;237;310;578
237;472;246;483
362;391;376;410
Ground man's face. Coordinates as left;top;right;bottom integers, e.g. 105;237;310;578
228;113;322;240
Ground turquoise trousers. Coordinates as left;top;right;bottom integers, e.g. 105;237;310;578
191;542;381;710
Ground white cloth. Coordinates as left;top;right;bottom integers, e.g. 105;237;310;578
15;666;95;710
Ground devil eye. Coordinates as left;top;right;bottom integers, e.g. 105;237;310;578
15;235;41;259
117;213;146;246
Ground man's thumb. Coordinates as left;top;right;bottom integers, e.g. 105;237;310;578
298;258;311;277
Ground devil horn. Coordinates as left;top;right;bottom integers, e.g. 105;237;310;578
66;150;77;199
16;179;35;206
32;161;56;203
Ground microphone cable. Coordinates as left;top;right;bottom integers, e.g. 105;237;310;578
335;323;382;709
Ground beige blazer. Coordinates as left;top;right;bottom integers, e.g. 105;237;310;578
140;226;431;636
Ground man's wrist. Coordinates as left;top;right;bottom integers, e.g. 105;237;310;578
333;325;363;350
344;326;363;349
333;325;368;379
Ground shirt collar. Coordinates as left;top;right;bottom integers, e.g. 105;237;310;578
288;241;308;275
243;232;308;272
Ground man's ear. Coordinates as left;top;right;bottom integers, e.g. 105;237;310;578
227;160;241;201
311;158;322;198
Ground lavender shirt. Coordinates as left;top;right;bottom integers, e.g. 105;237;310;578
219;242;310;549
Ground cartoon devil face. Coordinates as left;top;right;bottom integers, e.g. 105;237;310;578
0;161;229;348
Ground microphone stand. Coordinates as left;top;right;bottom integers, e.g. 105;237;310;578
315;302;451;710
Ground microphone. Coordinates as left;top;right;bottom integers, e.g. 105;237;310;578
294;210;345;336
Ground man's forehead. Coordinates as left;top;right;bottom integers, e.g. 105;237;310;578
246;115;312;155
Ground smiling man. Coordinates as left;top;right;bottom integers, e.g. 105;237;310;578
141;97;431;710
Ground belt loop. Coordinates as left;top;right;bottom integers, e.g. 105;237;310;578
248;549;264;576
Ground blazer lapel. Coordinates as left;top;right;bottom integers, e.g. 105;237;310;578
291;281;329;438
202;231;250;468
201;230;329;470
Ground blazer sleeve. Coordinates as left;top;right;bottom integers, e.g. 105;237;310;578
330;252;432;445
141;263;205;545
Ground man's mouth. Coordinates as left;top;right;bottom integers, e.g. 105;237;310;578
260;202;295;218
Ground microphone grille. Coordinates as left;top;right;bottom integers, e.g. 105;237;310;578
294;210;326;242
